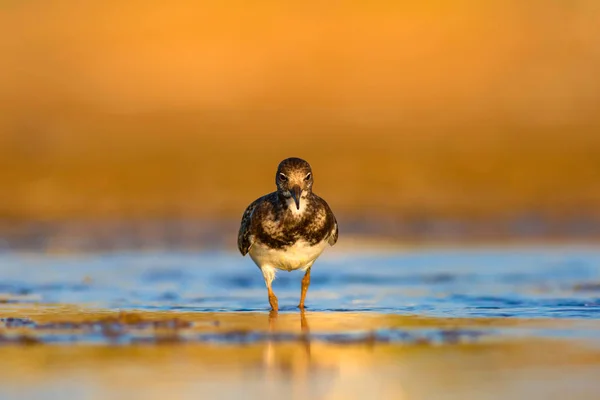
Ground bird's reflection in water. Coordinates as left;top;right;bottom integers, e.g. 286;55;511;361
261;310;409;399
263;310;311;371
259;311;406;398
260;310;339;398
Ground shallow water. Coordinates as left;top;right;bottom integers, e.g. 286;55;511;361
1;245;600;399
2;245;599;318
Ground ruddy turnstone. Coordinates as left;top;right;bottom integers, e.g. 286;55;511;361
237;157;338;312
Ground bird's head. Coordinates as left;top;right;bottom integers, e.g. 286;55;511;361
275;157;313;210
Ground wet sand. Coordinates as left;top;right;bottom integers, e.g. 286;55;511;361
2;307;600;400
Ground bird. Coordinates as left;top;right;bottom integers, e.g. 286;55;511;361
237;157;338;312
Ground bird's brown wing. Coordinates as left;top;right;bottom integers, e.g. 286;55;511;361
328;214;338;246
317;196;338;246
237;195;269;255
237;202;257;256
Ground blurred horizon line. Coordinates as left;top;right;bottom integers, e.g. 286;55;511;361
2;215;600;253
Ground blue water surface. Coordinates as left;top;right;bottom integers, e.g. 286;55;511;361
0;245;599;319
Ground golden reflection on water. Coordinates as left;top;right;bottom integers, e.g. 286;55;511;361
1;307;600;399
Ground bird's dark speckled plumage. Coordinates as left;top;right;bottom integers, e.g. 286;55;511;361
237;158;338;256
237;191;338;255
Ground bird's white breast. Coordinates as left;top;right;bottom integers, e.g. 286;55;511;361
249;239;328;272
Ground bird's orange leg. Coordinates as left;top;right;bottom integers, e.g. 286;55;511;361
262;267;278;312
298;268;311;309
267;284;279;312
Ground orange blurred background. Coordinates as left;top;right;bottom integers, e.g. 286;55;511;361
1;1;599;247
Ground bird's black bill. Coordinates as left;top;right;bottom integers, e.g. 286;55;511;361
291;186;302;210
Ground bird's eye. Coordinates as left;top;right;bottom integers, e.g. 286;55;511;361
305;173;312;181
279;173;288;182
